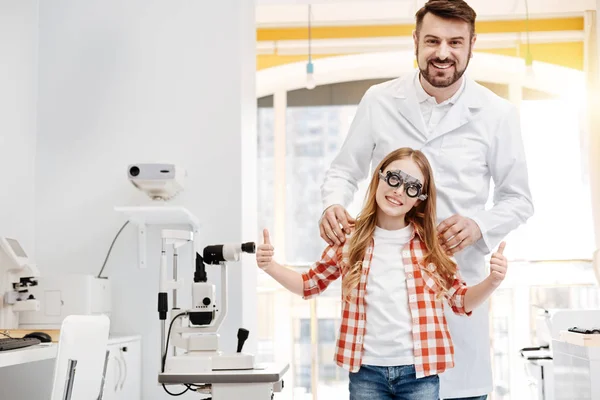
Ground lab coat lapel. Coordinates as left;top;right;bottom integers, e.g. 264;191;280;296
393;73;428;140
428;78;483;141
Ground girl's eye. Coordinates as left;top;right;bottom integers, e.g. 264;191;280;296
388;176;401;186
406;186;419;197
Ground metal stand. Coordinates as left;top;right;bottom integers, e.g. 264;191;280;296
96;350;110;400
62;359;77;400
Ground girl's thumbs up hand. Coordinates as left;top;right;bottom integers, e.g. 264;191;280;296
489;241;508;287
257;228;275;271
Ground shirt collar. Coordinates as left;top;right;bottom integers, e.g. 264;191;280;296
414;72;466;106
408;222;424;242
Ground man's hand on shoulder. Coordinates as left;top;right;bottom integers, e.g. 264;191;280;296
319;205;356;246
437;214;482;255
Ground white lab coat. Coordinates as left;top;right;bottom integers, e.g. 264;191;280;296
322;70;534;398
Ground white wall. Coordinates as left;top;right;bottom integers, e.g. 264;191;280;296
34;1;257;399
0;1;38;253
589;3;600;284
0;2;44;398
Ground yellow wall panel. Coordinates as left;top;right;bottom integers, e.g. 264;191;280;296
257;54;341;70
257;17;583;41
522;42;584;70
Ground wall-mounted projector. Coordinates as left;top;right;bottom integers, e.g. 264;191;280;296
127;163;186;201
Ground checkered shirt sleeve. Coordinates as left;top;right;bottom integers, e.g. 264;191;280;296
445;273;471;316
301;244;342;299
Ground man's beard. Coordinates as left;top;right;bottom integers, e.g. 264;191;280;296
417;48;471;88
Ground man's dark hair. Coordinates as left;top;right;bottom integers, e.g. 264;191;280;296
415;0;477;37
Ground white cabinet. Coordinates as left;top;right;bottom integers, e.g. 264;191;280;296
102;335;142;400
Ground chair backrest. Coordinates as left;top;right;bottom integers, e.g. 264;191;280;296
50;314;110;400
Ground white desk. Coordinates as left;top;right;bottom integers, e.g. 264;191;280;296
159;362;289;400
0;343;57;368
0;335;142;400
0;334;141;368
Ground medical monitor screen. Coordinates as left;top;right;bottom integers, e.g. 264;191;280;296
6;238;27;258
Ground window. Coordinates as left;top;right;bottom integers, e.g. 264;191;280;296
285;105;360;264
501;98;594;261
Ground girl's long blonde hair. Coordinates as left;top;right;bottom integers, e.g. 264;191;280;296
341;147;457;301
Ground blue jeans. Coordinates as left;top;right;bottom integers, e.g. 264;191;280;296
349;364;439;400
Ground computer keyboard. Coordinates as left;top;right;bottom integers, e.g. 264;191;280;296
568;327;600;334
0;337;41;351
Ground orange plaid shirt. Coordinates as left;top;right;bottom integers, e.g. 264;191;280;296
301;228;471;378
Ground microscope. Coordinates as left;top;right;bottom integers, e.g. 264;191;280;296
157;229;256;373
0;237;40;329
156;229;287;399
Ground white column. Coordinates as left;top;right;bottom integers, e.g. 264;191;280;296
585;8;600;283
34;1;256;398
273;290;294;400
273;90;287;255
510;287;532;400
239;0;259;357
310;298;320;400
271;90;293;399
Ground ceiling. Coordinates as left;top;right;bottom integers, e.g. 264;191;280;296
256;0;598;27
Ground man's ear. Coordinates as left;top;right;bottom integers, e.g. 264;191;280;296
470;34;477;57
412;29;419;55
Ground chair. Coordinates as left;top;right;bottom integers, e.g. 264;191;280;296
50;315;110;400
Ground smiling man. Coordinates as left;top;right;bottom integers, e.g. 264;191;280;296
318;1;534;399
415;5;473;98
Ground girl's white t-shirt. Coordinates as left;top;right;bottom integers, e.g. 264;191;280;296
362;224;415;366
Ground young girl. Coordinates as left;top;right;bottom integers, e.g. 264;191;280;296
256;147;507;400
